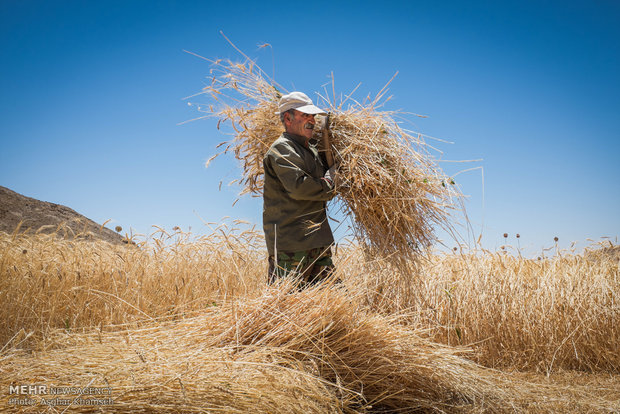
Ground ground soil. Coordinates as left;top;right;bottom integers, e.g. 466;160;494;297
0;185;125;244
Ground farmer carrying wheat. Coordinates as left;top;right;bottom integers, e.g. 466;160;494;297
263;92;339;288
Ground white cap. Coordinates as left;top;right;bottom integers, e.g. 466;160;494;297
275;91;326;115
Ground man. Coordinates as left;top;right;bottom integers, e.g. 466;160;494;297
263;91;338;288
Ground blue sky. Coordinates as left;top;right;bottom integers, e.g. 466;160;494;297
1;0;618;256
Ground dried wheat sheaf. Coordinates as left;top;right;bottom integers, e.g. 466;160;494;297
186;50;463;263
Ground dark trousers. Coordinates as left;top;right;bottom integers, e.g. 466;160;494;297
268;246;334;288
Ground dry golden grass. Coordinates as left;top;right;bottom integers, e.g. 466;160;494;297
0;223;264;350
1;228;618;412
341;244;619;373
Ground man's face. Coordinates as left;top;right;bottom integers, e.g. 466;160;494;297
284;110;316;140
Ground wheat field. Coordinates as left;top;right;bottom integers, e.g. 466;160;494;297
0;226;618;412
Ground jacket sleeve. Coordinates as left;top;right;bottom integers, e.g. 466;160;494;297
267;142;335;201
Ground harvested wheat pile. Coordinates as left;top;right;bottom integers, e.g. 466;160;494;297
3;283;614;413
0;285;508;413
186;48;462;262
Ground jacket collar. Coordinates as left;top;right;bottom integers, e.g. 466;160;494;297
283;132;309;148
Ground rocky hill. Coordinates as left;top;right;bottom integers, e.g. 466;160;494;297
0;185;125;244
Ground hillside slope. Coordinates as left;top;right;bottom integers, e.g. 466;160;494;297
0;185;124;244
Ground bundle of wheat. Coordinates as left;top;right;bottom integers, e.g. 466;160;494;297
187;50;462;262
3;283;613;413
0;284;511;413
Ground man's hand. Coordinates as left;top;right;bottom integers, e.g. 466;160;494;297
324;163;340;189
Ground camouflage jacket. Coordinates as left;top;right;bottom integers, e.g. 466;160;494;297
263;132;335;256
